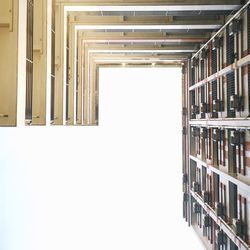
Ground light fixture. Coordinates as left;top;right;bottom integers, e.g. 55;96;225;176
152;62;156;66
122;63;126;66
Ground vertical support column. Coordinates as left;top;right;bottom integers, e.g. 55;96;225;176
17;0;27;126
82;42;86;125
95;66;99;125
187;59;192;227
246;7;250;117
32;0;49;125
238;21;243;105
222;29;227;118
233;26;240;119
219;38;223;118
242;10;249;118
67;22;76;125
216;44;220;117
76;33;83;124
205;53;208;119
89;54;96;125
182;61;189;222
247;196;250;246
83;43;89;125
45;0;52;126
54;3;64;125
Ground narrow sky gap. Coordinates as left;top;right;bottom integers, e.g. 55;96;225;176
0;68;204;250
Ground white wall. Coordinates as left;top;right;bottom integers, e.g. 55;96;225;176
0;67;204;250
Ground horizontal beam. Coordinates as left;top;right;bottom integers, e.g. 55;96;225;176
79;32;208;43
94;59;184;62
98;64;181;68
72;15;223;26
84;42;198;49
90;51;188;62
76;24;221;30
80;31;210;39
95;59;183;65
91;53;189;60
81;39;206;44
69;10;236;17
189;118;250;129
88;49;196;53
63;4;241;12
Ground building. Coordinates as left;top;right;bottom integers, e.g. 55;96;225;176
0;0;250;249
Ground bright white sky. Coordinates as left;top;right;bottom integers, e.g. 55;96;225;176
0;67;204;250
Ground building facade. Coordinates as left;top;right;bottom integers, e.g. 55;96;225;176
182;4;250;250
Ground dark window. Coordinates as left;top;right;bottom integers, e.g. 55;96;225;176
190;159;197;184
228;129;237;174
213;173;220;206
229;181;237;220
202;166;207;191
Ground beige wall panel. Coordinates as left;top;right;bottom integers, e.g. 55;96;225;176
54;3;64;125
0;0;13;28
76;34;83;124
83;44;89;125
32;0;48;125
0;1;19;126
67;23;76;125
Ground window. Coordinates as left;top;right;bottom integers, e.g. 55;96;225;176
202;166;207;191
213;173;220;207
219;182;227;221
229;181;237;220
228;129;237;174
